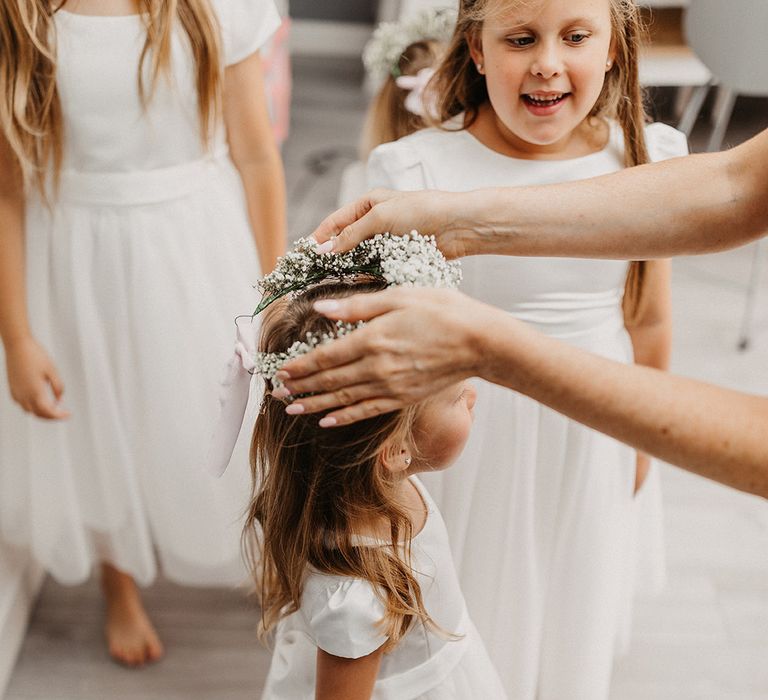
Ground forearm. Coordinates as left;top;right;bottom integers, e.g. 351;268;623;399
237;156;287;273
461;131;768;260
476;309;768;498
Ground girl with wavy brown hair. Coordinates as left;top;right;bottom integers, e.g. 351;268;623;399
0;0;285;666
365;0;687;696
245;278;506;699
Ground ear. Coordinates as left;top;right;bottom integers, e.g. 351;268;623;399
467;28;485;74
379;444;413;475
606;40;617;73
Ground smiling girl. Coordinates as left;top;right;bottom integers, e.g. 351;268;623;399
366;0;688;697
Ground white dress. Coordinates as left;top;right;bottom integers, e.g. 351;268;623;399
261;476;507;700
367;122;688;699
0;0;280;587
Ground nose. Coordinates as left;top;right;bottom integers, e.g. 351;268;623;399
530;40;563;80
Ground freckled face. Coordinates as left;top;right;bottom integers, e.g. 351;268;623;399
471;0;615;152
411;381;477;471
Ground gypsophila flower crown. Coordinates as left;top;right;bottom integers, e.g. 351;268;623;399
252;232;462;386
362;7;457;83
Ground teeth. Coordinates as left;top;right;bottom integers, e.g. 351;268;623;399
527;94;563;105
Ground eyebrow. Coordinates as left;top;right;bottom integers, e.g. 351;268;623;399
494;15;602;30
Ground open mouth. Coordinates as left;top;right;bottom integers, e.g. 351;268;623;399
522;93;570;108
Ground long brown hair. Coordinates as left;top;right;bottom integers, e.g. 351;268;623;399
244;279;436;651
359;39;445;159
0;0;222;196
429;0;652;322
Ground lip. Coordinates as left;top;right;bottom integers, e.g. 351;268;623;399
521;92;571;117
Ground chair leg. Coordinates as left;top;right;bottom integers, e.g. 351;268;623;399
707;88;737;152
738;240;764;351
677;83;711;138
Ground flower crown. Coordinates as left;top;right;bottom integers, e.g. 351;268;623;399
252;231;461;386
362;7;457;83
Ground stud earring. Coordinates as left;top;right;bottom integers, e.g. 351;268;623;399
405;456;412;466
606;60;613;69
477;63;483;73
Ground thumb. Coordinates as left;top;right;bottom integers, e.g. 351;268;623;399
47;365;65;401
313;288;410;322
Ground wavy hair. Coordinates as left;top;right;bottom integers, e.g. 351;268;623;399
244;279;438;651
428;0;653;322
0;0;222;197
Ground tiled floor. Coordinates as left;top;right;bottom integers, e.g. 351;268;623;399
5;55;768;699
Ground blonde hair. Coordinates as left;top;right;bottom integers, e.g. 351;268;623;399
430;0;652;322
0;0;222;197
359;39;444;159
244;279;438;651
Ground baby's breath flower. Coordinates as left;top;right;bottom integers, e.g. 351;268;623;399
362;7;457;83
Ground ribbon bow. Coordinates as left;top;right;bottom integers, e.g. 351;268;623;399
204;316;259;477
395;67;437;117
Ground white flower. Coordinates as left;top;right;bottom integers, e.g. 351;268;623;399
362;7;457;83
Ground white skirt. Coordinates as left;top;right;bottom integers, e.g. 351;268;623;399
0;153;261;587
421;315;665;700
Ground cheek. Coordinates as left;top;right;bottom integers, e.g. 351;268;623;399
416;412;473;468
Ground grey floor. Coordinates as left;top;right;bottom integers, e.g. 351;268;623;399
5;56;768;700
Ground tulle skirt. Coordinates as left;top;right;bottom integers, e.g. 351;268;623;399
0;153;261;587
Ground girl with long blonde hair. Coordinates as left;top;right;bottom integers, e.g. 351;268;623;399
0;0;285;666
246;278;506;699
366;0;687;696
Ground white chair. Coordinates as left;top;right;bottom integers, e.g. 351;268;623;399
682;0;768;350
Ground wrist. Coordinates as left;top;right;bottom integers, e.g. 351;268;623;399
458;188;511;257
1;328;33;352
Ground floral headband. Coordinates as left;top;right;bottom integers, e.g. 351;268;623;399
362;7;457;83
204;232;461;476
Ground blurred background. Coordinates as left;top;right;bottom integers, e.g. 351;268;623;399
2;1;767;698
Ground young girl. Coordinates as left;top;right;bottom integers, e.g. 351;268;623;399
338;8;454;206
0;0;285;666
366;0;688;697
247;279;507;700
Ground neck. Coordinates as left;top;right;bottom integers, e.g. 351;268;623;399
467;103;609;161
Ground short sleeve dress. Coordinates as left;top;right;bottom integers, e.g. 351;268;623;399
261;477;507;699
0;0;280;587
367;122;689;699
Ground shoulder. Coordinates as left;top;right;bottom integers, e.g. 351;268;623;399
643;122;690;161
367;127;470;190
300;574;388;659
213;0;281;66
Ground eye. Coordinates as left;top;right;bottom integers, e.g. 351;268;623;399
506;35;535;48
454;389;468;404
565;32;589;44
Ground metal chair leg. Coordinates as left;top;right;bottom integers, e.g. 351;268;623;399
677;83;711;138
707;87;737;152
738;240;764;351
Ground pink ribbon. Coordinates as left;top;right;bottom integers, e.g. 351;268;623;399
395;67;437;118
204;316;259;477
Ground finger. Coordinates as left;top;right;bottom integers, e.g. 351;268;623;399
47;368;65;401
311;287;410;322
283;358;380;397
31;393;70;420
281;333;371;380
311;196;375;244
318;398;405;428
328;206;390;254
286;382;382;415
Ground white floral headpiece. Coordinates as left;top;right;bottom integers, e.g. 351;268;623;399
362;7;457;83
204;232;461;477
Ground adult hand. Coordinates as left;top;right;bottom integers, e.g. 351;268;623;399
4;336;70;420
311;188;477;259
275;287;489;426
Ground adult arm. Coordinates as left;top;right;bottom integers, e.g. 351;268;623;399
0;136;68;419
312;129;768;260
223;51;287;273
315;646;384;700
278;288;768;499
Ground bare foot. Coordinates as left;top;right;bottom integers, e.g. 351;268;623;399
100;564;164;667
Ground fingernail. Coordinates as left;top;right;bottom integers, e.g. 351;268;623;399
313;300;341;314
271;386;290;399
319;416;337;428
286;403;305;415
275;370;291;381
315;239;335;255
